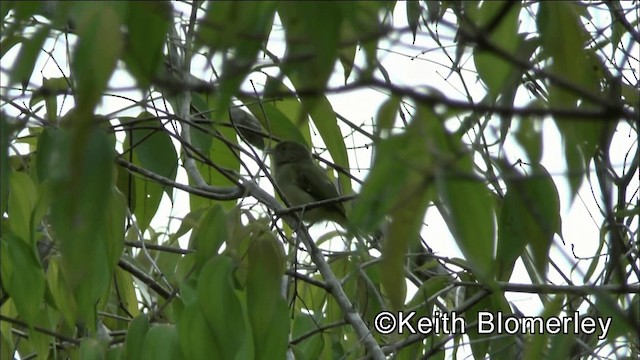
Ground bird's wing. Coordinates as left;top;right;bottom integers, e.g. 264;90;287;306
295;167;346;215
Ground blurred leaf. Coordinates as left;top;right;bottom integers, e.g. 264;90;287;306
199;1;276;111
473;1;521;101
45;256;78;327
523;295;564;360
594;292;636;340
49;126;114;324
30;77;70;123
406;0;421;43
354;107;436;308
462;273;491;359
351;135;410;232
190;96;240;211
554;114;610;202
375;95;401;138
8;24;50;89
514;117;543;164
279;3;341;92
71;2;124;112
123;2;171;88
0;114;9;214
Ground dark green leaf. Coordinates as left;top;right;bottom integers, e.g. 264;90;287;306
497;164;561;280
406;0;421;43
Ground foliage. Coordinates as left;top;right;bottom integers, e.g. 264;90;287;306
1;1;638;359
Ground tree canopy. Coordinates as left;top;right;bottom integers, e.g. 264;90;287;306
1;1;638;359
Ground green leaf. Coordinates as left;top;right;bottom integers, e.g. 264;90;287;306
375;95;401;138
8;171;37;242
113;267;139;318
1;231;46;326
9;24;50;89
197;256;246;360
190;96;240;211
123;2;171;88
514;117;543;164
142;324;182;360
45;256;78;327
538;2;596;108
30;77;71;122
461;273;491;359
351;135;410;232
79;338;106;360
522;295;564;360
279;3;342;92
554;114;610;202
354;107;437;308
121;112;177;229
49;126;115;324
406;0;421;43
71;2;124;112
106;188;126;271
303;95;352;197
177;304;220;359
199;1;276;111
125;314;150;360
498;163;561;280
124;112;178;193
438;154;496;282
247;231;288;360
189;205;228;271
0;113;9;214
291;314;325;359
473;1;521;101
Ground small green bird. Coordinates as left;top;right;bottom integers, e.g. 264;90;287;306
270;141;347;227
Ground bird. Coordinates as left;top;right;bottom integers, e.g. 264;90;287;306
270;141;347;227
